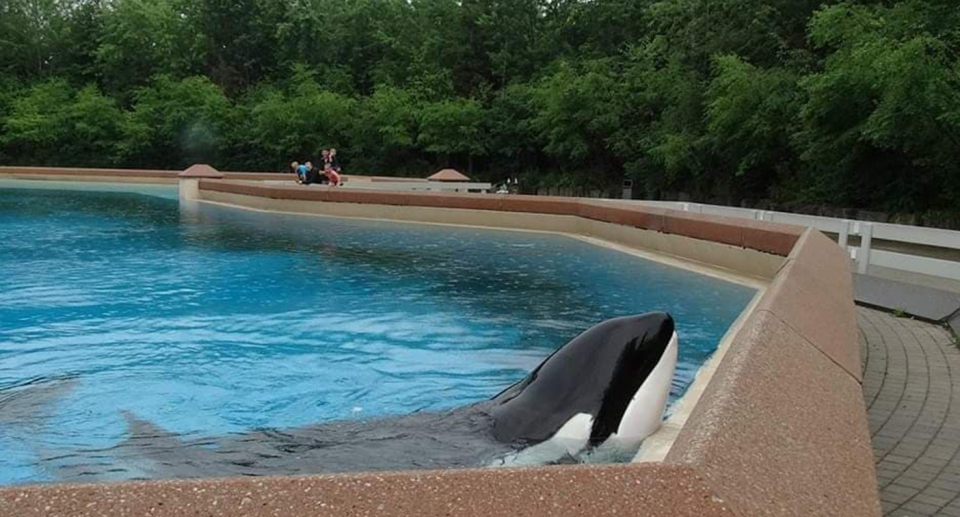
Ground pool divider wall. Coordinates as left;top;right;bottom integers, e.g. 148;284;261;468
197;180;798;280
0;169;880;517
179;164;224;201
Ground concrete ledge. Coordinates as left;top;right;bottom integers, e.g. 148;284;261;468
665;310;879;517
0;166;180;184
0;166;428;186
853;273;960;322
0;464;739;517
0;166;179;179
755;230;862;381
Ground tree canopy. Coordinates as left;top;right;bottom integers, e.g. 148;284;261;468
1;0;958;215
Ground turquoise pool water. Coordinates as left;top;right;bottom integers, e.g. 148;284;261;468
0;181;756;484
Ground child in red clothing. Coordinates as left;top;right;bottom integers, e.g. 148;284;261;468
324;163;341;186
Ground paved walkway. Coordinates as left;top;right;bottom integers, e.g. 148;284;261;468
859;307;960;517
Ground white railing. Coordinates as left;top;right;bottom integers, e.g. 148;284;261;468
259;179;494;193
617;200;960;281
345;181;493;193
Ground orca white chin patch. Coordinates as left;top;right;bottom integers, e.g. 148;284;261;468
490;413;593;467
552;412;594;451
615;331;678;443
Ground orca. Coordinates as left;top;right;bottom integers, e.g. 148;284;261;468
30;312;678;482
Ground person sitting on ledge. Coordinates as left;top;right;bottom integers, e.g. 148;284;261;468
323;162;341;186
297;161;313;185
329;148;342;173
306;161;325;185
291;161;305;184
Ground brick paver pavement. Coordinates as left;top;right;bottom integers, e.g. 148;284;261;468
860;307;960;517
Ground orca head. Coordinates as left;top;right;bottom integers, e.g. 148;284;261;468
490;312;677;449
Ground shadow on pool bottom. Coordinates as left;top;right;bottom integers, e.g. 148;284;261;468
23;405;638;485
4;386;640;485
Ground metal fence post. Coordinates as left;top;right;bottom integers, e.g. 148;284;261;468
858;222;873;274
838;220;850;251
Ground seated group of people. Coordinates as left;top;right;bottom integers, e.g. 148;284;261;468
291;148;342;186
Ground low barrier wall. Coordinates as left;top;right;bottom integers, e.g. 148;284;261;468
0;165;287;183
666;230;876;516
0;166;447;185
0;165;181;183
0;172;879;516
199;181;800;280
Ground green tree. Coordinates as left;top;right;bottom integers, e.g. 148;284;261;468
531;59;622;188
798;1;960;211
487;83;541;179
1;79;73;164
2;80;123;166
351;85;422;174
457;0;548;90
416;98;488;173
61;85;125;165
96;0;201;95
704;55;802;201
0;0;71;79
193;0;282;93
118;75;234;168
604;38;708;197
243;66;356;169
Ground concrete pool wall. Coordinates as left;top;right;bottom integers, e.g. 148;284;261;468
197;180;792;281
0;167;880;516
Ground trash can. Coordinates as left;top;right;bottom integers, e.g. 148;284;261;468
622;179;634;200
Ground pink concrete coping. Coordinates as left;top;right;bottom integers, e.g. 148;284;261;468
0;166;424;183
369;176;430;182
180;164;225;179
0;165;179;179
754;230;861;381
427;168;471;181
666;308;878;517
663;229;876;516
0;464;739;517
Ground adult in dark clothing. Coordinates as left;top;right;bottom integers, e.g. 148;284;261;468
314;150;332;184
299;160;322;185
319;149;334;170
328;148;342;172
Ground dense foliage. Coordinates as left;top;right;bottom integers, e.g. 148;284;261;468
1;0;958;213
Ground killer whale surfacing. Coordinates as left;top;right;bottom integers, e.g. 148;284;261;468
32;312;678;482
